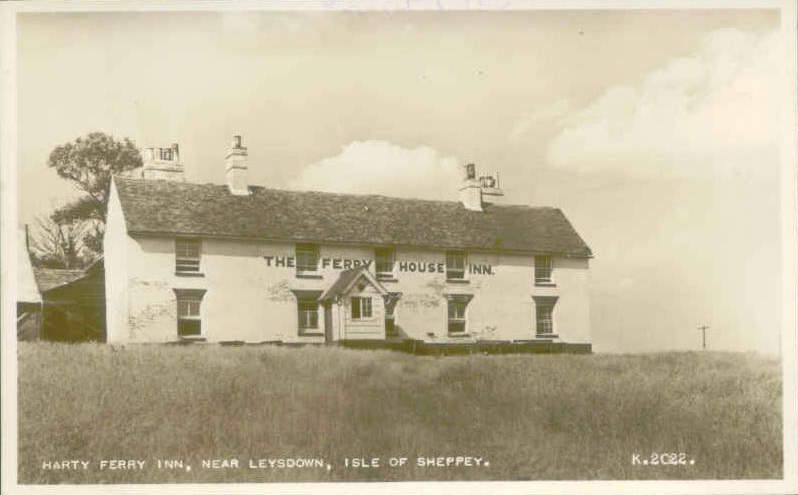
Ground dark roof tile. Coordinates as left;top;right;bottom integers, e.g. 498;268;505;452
114;177;592;257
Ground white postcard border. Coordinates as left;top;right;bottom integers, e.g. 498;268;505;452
1;1;796;494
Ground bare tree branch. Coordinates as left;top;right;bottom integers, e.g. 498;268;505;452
28;215;92;269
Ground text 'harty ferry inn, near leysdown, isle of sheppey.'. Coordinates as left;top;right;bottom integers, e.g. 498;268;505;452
103;136;593;353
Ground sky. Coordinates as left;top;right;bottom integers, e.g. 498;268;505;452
17;8;784;354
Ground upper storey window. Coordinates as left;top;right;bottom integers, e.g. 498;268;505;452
175;238;201;275
375;247;395;278
159;147;174;161
296;244;319;274
446;250;467;281
535;255;553;285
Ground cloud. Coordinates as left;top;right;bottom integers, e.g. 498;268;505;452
546;29;781;179
289;140;463;200
509;99;572;142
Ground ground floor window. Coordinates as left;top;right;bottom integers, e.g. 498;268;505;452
292;290;323;336
446;294;473;335
537;304;553;334
533;296;558;336
298;299;319;331
173;289;206;338
351;296;372;319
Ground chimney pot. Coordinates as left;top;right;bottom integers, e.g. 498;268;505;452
233;135;242;148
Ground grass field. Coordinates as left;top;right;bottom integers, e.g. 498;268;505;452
17;343;782;483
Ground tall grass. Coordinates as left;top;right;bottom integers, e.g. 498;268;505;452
17;343;782;483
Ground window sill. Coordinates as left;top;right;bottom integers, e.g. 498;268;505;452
296;273;323;280
446;279;470;284
299;332;324;337
176;272;205;277
376;275;398;282
535;333;559;339
447;333;471;338
178;336;207;342
535;282;556;287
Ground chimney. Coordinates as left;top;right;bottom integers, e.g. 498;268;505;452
459;163;483;211
225;135;249;196
459;163;505;211
142;142;184;181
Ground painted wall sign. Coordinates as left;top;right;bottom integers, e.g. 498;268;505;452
263;256;372;270
396;262;493;275
263;256;494;275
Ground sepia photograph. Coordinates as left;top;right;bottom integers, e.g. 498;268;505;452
1;1;797;494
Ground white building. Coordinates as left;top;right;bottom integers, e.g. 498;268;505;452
104;136;593;351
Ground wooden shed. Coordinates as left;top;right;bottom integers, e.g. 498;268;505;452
31;259;106;342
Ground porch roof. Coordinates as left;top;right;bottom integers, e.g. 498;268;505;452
319;266;388;302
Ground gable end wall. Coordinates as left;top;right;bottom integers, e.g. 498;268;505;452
104;180;130;343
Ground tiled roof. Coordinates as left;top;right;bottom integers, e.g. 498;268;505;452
320;266;388;302
33;268;86;293
319;266;368;302
113;177;592;257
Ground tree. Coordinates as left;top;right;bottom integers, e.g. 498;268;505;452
28;215;91;269
48;132;142;256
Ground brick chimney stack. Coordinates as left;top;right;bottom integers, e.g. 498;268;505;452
459;163;504;211
459;163;483;211
225;135;249;196
142;143;184;181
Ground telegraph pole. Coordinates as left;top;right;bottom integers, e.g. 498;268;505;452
698;325;710;350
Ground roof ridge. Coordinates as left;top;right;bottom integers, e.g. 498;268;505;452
113;176;556;210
